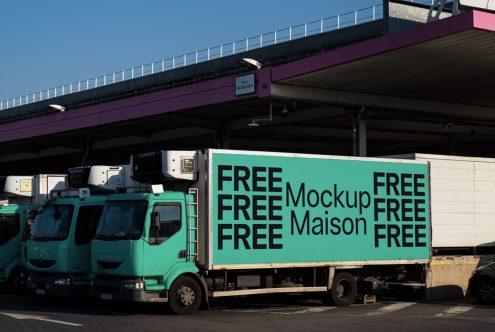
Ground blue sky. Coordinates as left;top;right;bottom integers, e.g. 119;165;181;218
0;0;380;101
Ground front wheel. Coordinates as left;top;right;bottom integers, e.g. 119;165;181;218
168;276;202;314
330;272;357;307
8;268;28;293
474;278;495;305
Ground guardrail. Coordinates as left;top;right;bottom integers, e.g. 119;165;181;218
0;4;383;111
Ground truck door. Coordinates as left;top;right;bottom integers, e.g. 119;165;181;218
142;203;185;278
71;205;103;273
0;214;21;277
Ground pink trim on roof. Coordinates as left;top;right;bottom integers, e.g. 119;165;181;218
0;68;272;143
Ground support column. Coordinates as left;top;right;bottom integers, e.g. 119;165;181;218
353;107;368;157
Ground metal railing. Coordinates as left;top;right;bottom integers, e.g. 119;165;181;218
0;4;383;111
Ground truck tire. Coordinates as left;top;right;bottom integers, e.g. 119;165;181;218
168;276;202;314
474;278;495;305
331;272;357;307
8;268;28;293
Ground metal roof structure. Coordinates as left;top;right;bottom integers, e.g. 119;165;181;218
0;1;494;174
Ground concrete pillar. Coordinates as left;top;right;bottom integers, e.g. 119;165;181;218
353;107;367;157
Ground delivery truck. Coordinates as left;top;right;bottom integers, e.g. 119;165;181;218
0;174;65;290
27;165;139;296
90;149;431;314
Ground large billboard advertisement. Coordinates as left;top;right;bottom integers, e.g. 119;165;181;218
211;151;430;267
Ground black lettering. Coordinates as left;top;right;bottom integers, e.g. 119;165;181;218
387;225;401;247
233;195;250;220
218;165;232;191
374;198;385;220
234;224;250;249
414;199;426;221
268;168;282;192
414;174;426;196
234;166;250;191
268;196;282;221
415;224;427;247
387;199;400;222
252;167;266;192
286;183;305;207
374;224;386;247
307;189;319;207
269;224;283;249
334;184;344;208
252;195;266;221
401;173;413;196
386;173;400;195
374;172;385;195
252;224;267;249
402;224;414;247
291;210;309;235
218;224;232;250
342;218;354;235
321;190;333;208
401;199;413;222
330;217;341;235
218;194;232;220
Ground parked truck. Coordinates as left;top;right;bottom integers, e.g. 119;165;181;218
0;174;65;290
27;165;138;296
90;149;431;314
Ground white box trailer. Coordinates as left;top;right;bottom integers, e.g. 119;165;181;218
2;174;66;206
388;153;495;251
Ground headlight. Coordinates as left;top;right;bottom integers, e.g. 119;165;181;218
53;278;72;286
122;282;144;290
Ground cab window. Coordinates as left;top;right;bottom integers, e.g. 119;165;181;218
75;205;103;245
0;214;20;245
149;204;181;245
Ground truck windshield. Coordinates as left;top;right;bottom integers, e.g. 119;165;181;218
95;200;148;240
31;205;74;241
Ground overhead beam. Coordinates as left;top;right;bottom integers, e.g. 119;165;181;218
253;125;448;143
0;147;82;163
271;83;495;120
92;127;214;150
227;106;350;132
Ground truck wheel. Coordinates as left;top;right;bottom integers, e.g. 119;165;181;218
331;272;357;307
474;278;495;305
168;276;202;314
8;268;28;293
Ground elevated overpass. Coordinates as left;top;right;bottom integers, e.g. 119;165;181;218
1;1;495;174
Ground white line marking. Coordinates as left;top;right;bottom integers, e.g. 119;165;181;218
221;306;308;313
435;304;475;317
0;312;82;327
284;306;336;315
365;302;416;316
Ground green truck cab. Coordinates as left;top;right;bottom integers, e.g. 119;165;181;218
0;175;65;291
27;165;134;296
27;195;106;296
0;203;32;289
91;191;198;304
91;149;431;314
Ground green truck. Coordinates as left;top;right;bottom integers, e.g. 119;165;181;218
27;165;136;296
0;175;65;291
90;149;431;314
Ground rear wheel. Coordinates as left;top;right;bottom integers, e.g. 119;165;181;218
330;272;357;307
168;276;202;314
474;278;495;305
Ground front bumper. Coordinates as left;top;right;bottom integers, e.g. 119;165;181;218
90;275;168;303
28;272;88;296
